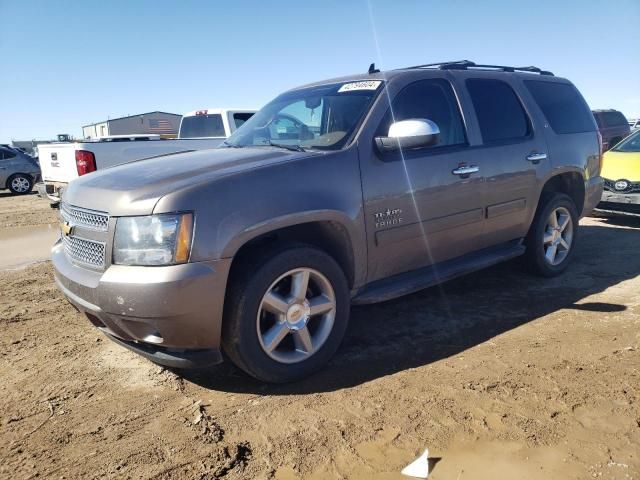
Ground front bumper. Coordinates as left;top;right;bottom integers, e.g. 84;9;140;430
595;191;640;217
52;240;232;368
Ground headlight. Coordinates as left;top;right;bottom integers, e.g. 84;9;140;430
113;213;194;266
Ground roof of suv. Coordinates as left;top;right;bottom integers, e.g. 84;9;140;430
292;60;567;92
592;109;624;113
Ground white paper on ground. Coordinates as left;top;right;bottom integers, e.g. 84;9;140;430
401;448;430;478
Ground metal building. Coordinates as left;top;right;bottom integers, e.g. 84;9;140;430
82;111;181;139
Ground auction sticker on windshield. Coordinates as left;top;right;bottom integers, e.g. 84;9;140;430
338;81;382;93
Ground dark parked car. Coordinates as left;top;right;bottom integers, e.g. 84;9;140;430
0;147;41;195
592;109;631;150
53;60;603;382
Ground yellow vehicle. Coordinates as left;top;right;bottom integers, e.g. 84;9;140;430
596;129;640;216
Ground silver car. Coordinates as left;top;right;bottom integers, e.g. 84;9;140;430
0;147;41;195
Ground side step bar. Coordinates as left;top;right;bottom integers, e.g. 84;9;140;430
352;240;525;305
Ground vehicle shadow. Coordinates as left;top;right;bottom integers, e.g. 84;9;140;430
592;214;640;229
0;191;38;199
179;221;640;394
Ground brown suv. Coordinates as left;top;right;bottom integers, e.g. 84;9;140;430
592;109;631;150
53;60;603;382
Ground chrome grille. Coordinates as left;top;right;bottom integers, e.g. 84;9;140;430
603;179;640;194
61;203;109;231
62;235;106;268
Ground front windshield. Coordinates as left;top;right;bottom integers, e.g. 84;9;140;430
613;130;640;152
224;81;383;150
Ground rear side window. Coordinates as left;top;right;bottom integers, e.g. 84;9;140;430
0;149;16;160
525;81;595;134
593;114;603;128
602;111;628;127
466;79;531;142
233;112;254;128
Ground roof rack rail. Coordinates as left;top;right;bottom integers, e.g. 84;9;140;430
402;60;554;76
403;60;473;70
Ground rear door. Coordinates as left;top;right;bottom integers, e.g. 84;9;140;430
454;74;549;247
359;75;486;282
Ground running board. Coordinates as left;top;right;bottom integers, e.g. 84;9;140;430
352;241;525;305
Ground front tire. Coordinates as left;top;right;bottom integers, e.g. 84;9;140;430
525;193;579;277
7;174;33;195
222;246;350;383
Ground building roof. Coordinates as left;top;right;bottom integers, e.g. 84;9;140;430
82;111;181;128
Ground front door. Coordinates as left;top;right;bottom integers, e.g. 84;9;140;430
359;78;486;282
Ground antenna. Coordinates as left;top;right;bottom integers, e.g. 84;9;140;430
368;63;380;74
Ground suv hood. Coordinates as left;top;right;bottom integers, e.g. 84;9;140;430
63;147;315;216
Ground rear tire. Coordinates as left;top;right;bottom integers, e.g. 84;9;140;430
524;193;579;277
222;245;350;383
7;174;33;195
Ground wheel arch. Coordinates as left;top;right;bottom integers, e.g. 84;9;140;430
539;170;586;216
6;172;34;191
222;210;363;290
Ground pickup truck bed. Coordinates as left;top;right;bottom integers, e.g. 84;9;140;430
37;108;256;203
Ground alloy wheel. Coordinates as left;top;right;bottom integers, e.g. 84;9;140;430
256;268;336;364
11;176;31;193
543;206;573;266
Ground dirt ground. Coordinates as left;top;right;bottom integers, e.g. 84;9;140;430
0;192;638;479
0;192;58;228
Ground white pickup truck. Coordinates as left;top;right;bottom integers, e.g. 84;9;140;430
36;108;255;203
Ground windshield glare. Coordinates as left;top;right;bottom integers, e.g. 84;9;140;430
613;130;640;152
224;81;382;150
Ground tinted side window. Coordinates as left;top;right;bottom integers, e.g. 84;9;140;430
233;112;254;128
525;81;595;134
593;113;603;128
379;79;466;147
603;111;628;127
466;79;530;142
1;149;16;160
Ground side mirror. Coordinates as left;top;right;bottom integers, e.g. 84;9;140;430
375;119;440;154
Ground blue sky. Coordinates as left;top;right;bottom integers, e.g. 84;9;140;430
1;0;639;143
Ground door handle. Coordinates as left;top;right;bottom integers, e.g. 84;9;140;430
526;152;547;163
452;165;479;176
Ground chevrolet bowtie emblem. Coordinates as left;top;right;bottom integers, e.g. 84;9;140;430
61;221;74;237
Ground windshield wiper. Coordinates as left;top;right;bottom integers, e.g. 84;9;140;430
222;140;243;148
267;140;306;152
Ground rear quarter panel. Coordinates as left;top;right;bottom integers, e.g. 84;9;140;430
520;77;601;215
